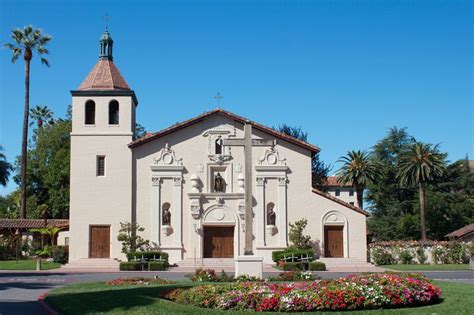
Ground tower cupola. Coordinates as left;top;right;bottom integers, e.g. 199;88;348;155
99;30;114;60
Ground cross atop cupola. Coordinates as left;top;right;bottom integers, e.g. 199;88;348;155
99;29;114;61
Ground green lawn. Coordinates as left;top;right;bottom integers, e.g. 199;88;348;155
45;280;474;315
0;259;61;270
383;264;469;271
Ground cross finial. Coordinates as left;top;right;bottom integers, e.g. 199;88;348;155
214;92;223;109
103;13;110;30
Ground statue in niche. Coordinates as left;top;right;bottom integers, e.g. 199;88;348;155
214;172;226;193
215;137;223;154
162;203;171;226
267;203;276;226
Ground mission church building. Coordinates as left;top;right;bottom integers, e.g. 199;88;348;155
68;31;368;265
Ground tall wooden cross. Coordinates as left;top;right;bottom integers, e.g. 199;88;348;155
223;123;275;255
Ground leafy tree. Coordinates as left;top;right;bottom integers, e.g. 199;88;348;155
288;219;312;249
336;150;381;209
397;142;447;240
117;222;150;254
0;145;12;187
29;105;53;127
13;116;71;218
274;124;331;190
4;25;52;218
133;123;147;140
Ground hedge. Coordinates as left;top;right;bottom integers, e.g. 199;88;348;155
148;261;168;271
126;251;169;263
281;262;303;271
309;261;326;271
119;262;144;271
272;248;314;263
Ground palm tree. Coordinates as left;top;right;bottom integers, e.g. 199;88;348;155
397;142;446;241
0;145;12;187
4;25;52;219
29;105;53;128
336;150;381;209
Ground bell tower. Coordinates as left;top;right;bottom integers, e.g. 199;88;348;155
69;30;138;262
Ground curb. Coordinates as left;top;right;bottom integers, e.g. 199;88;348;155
37;291;60;315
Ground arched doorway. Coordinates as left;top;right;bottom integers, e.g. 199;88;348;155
201;205;239;258
321;210;348;258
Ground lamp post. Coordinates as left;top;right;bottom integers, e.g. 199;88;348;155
15;228;20;264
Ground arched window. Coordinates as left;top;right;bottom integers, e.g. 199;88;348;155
215;138;223;154
109;100;119;125
85;100;95;125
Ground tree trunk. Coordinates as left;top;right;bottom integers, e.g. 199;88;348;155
419;181;427;241
356;186;364;209
20;57;31;219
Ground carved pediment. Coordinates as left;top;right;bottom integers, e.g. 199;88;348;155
258;147;286;166
153;143;183;166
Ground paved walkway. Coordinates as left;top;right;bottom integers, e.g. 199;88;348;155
0;269;472;315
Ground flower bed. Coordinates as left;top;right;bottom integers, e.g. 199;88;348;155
163;273;441;312
106;277;173;286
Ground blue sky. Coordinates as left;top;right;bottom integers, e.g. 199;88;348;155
0;0;472;195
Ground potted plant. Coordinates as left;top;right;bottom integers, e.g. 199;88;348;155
35;245;52;271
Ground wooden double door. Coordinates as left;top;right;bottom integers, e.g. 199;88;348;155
89;226;110;258
203;226;234;258
324;225;344;258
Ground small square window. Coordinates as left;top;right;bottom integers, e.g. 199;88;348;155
335;188;341;196
350;202;354;206
349;189;354;196
97;156;105;176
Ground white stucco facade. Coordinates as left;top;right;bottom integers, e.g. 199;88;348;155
68;33;368;265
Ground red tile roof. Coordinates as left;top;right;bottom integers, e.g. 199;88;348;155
312;188;369;216
445;223;474;239
129;109;320;153
78;59;130;91
323;176;353;187
0;219;69;229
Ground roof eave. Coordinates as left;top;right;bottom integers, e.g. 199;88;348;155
71;89;139;106
128;109;320;152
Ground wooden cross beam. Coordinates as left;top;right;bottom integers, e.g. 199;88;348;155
223;124;275;255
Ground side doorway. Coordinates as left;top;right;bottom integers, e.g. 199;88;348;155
89;225;110;258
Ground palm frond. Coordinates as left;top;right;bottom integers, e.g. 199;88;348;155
40;57;50;67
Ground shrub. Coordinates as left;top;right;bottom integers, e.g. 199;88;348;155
107;277;173;286
268;270;317;281
432;246;448;264
469;243;474;257
308;261;326;271
117;222;150;254
188;268;218;282
399;249;414;264
235;274;262;282
272;248;314;263
446;242;468;264
165;273;442;312
281;262;303;271
51;245;69;264
415;247;427;264
127;251;169;264
148;261;168;271
371;247;394;265
119;262;144;271
288;219;312;249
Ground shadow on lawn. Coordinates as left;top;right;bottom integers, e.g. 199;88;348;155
45;284;195;315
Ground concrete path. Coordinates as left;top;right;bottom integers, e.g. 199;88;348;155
0;269;472;315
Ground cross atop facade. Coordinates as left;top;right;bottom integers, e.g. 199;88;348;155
214;92;223;109
103;13;111;30
223;124;275;255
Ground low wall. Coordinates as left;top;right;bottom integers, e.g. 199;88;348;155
369;240;473;265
